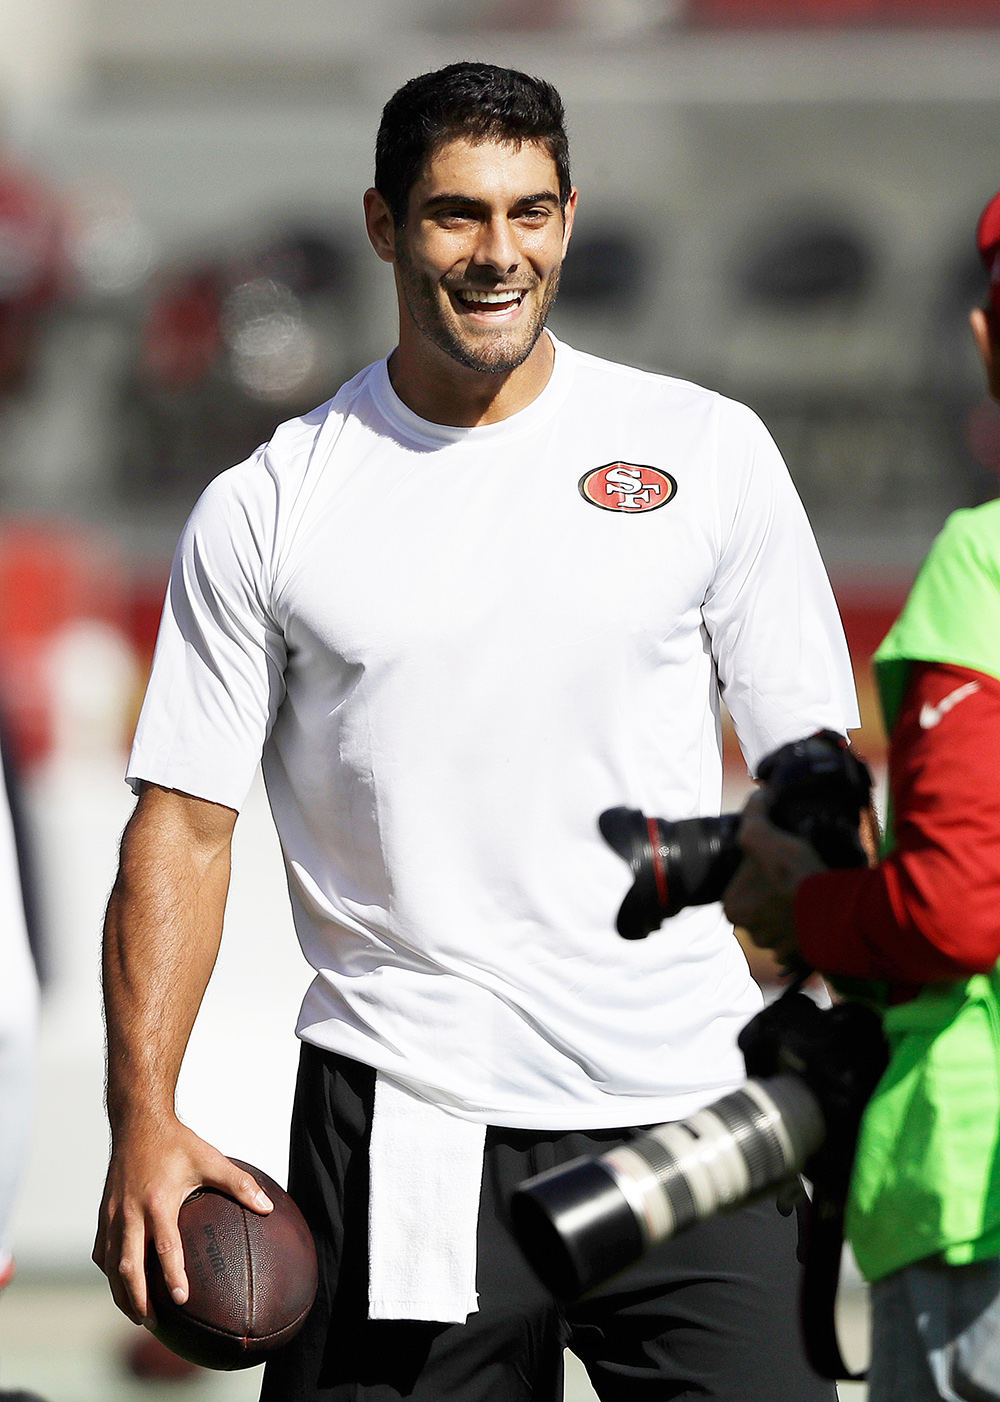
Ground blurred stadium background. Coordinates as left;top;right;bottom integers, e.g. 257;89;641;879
1;0;998;1395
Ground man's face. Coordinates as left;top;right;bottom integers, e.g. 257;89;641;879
390;136;575;375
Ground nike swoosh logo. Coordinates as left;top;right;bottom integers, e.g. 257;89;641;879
919;680;980;729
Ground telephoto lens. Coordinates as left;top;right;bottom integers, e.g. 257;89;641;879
510;1073;824;1300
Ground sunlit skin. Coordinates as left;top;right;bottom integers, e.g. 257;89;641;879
364;136;577;427
971;305;1000;399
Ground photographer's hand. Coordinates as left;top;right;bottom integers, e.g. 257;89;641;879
723;793;826;960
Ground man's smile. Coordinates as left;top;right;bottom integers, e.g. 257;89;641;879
450;287;528;318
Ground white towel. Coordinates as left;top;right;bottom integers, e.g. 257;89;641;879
367;1071;487;1322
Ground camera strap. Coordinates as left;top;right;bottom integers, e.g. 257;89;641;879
739;977;886;1382
799;1186;866;1382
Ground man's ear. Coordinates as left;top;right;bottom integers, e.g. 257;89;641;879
561;188;578;258
364;188;397;264
970;306;1000;401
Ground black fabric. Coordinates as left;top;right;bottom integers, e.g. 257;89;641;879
799;1189;865;1382
259;1046;837;1402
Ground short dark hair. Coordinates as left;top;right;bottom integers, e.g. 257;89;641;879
374;62;571;227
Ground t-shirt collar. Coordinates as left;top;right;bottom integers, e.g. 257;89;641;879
370;331;572;448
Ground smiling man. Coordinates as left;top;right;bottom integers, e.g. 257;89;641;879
374;139;570;386
365;98;574;421
94;64;858;1402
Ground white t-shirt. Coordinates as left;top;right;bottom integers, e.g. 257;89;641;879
129;335;859;1131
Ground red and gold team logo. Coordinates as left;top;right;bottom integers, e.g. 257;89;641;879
578;463;677;514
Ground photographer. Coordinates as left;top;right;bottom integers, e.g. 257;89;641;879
723;276;1000;1401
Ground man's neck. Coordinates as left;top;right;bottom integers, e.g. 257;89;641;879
386;331;555;428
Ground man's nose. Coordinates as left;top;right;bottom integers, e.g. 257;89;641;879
472;217;519;276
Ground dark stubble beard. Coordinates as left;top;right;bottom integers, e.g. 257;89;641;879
396;244;561;375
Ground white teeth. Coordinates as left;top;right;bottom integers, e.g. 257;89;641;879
459;290;523;304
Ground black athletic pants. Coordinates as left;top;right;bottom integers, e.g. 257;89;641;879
259;1046;836;1402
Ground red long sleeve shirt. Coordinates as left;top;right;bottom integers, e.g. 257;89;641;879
796;661;1000;993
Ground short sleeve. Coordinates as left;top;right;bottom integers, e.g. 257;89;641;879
126;458;288;811
701;400;859;774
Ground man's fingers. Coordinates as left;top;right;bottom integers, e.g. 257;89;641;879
154;1230;189;1306
738;805;821;881
95;1187;186;1324
115;1215;153;1323
736;793;772;853
722;857;760;931
107;1270;142;1326
725;798;826;958
93;1214;141;1325
211;1162;273;1216
737;808;786;862
94;1133;271;1333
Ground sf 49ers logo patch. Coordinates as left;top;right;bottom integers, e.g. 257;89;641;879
579;462;677;514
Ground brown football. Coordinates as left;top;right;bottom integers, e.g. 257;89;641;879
146;1158;317;1370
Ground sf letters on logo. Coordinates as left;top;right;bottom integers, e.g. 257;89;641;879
579;463;677;514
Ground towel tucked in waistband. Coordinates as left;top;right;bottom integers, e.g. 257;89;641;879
367;1071;487;1323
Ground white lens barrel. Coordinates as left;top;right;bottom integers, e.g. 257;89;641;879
596;1074;825;1246
511;1073;826;1299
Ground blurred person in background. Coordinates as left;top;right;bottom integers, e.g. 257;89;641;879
94;62;859;1402
724;191;1000;1402
0;743;45;1402
0;759;36;1293
0;155;62;394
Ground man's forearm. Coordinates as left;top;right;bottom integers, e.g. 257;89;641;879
103;784;234;1133
94;784;274;1325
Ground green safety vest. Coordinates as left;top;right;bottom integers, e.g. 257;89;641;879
846;499;1000;1281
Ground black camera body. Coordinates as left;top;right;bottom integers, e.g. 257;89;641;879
600;729;872;939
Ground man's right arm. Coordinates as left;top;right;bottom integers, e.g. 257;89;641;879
93;782;272;1326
